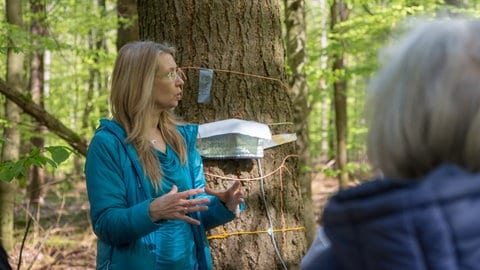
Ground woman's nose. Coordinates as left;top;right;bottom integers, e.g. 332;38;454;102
176;77;184;87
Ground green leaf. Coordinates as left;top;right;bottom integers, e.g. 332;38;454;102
0;163;15;182
29;155;49;167
0;169;14;182
45;146;71;164
11;160;27;177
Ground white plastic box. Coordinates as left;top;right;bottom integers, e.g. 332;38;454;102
196;119;272;159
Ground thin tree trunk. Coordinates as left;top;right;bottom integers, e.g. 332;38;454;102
1;0;24;252
138;1;308;268
75;0;108;179
330;0;350;188
117;0;139;50
28;1;47;232
318;0;330;158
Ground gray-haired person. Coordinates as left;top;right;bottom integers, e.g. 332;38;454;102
302;18;480;270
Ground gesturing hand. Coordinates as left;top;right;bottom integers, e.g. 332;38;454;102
205;180;244;213
149;185;210;225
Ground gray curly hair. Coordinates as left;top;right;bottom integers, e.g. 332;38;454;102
367;18;480;179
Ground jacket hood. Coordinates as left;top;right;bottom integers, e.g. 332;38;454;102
324;165;480;225
98;118;128;141
96;119;148;185
323;164;480;270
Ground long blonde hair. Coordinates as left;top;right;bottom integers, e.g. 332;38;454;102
110;41;187;190
367;18;480;179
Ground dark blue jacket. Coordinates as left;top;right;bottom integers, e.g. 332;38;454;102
302;164;480;270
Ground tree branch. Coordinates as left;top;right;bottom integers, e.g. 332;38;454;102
0;78;87;156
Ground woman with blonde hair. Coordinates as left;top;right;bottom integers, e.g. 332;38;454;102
85;41;244;270
302;18;480;270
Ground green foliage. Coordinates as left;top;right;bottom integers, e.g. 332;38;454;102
3;0;480;186
320;161;371;179
0;145;74;183
2;0;117;180
306;0;480;179
306;1;449;162
42;0;116;137
0;0;119;194
0;22;30;55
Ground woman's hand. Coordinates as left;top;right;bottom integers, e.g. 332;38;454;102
149;185;210;225
205;180;244;213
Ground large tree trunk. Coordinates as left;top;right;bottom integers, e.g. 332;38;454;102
138;1;308;268
0;0;24;252
283;0;316;245
330;0;350;188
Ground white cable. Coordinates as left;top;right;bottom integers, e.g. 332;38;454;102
257;158;288;270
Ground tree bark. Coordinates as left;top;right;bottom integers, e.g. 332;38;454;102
283;0;316;245
0;0;24;252
138;1;308;268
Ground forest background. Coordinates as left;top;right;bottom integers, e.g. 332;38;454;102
0;0;478;269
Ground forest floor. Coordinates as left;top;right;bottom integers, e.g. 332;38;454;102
8;174;340;270
10;181;96;270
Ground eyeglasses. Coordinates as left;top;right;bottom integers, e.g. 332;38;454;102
158;68;186;82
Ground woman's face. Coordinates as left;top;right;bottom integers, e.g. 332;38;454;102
153;53;184;110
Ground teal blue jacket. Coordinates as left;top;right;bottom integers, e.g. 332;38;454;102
85;119;241;270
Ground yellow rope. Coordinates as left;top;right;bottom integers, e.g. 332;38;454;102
207;227;305;240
